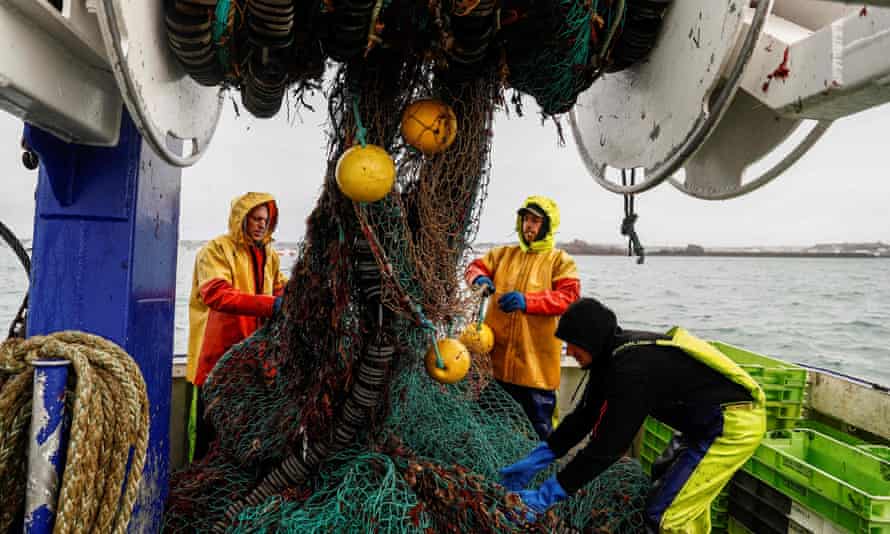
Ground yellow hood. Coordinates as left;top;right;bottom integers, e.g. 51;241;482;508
228;192;278;245
516;195;560;253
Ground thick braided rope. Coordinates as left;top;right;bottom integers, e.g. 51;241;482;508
0;356;32;532
0;332;149;534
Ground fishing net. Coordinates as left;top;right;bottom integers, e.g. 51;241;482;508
163;0;663;530
501;0;626;115
163;0;677;119
164;47;651;532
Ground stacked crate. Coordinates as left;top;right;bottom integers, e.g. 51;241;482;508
727;470;848;533
736;428;890;533
709;341;808;431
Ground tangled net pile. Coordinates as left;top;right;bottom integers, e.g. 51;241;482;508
164;58;650;534
164;0;672;531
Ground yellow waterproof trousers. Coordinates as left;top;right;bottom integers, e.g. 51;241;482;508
648;403;765;533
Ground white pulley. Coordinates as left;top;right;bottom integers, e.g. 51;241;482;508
95;0;224;167
668;6;836;200
571;0;775;195
669;90;831;200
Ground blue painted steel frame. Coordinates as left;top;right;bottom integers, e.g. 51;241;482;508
24;111;181;532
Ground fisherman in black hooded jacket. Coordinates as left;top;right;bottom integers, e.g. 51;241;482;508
498;298;766;533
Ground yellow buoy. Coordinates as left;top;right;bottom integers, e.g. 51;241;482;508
459;323;494;354
400;99;458;154
335;144;395;202
424;338;471;385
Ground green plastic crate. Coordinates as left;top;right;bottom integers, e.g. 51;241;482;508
641;343;806;443
730;469;849;534
640;442;663;475
712;487;730;532
744;429;890;533
766;403;805;430
763;384;806;403
712;511;728;530
711;341;807;430
640;417;676;475
710;341;808;387
644;417;674;448
796;419;868;446
860;445;890;463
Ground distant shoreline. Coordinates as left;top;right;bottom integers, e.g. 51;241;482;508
569;251;890;259
469;240;890;258
175;240;890;258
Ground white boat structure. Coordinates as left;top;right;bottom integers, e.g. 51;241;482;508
1;0;889;532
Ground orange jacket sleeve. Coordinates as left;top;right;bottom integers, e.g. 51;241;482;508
200;278;277;317
524;277;581;316
465;258;492;286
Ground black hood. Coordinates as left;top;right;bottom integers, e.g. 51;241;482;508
555;298;621;368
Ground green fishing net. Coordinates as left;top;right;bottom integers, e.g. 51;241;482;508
164;37;650;534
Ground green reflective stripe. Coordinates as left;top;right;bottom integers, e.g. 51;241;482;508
657;327;765;406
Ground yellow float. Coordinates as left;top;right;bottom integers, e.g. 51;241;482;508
400;99;458;154
424;338;471;385
335;144;395;202
459;322;494;354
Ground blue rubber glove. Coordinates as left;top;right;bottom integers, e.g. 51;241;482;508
499;442;557;491
273;297;283;314
473;275;495;296
518;476;568;519
498;291;526;313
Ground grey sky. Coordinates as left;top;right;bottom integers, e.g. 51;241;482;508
1;95;888;247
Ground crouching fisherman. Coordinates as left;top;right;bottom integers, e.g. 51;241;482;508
499;297;766;533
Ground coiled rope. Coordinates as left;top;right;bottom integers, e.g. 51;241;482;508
0;331;149;534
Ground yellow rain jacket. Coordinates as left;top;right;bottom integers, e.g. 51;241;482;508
465;196;580;390
186;192;288;385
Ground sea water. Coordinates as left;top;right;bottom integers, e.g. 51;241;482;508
2;245;887;386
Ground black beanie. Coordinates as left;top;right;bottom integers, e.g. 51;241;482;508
555;298;620;366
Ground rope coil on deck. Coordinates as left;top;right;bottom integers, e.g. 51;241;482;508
0;331;149;534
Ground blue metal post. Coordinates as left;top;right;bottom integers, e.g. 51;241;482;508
24;360;71;534
24;111;181;532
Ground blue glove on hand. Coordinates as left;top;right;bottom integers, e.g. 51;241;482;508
273;297;283;314
473;275;495;296
498;291;526;313
499;442;557;491
518;476;568;519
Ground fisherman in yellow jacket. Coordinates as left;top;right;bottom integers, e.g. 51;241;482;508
499;298;766;533
186;192;288;460
465;196;580;439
